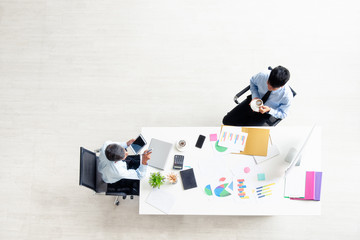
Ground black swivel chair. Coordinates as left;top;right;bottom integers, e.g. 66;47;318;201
79;147;139;206
232;66;297;127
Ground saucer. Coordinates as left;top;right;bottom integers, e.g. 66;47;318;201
176;144;187;152
250;99;263;112
176;140;187;152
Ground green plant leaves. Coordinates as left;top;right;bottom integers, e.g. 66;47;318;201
148;172;165;189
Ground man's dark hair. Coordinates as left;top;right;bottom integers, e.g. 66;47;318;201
105;144;125;161
268;66;290;88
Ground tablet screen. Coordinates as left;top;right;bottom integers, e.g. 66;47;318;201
131;135;146;153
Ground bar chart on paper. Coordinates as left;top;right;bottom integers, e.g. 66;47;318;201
237;179;249;199
218;126;248;151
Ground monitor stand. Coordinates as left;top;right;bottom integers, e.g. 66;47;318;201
284;147;302;166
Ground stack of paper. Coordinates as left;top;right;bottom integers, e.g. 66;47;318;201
291;171;323;201
146;188;176;214
253;141;280;164
284;171;323;201
284;169;307;198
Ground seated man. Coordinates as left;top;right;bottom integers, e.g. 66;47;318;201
223;66;292;126
98;139;152;184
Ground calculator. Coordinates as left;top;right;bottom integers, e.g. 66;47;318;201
173;155;184;170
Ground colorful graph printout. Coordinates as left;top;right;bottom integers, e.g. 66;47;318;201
205;185;213;196
256;183;275;199
204;177;233;198
237;179;249;199
214;140;228;152
218;126;248;152
214;184;231;197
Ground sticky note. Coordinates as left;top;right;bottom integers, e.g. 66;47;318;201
210;134;217;142
257;173;265;181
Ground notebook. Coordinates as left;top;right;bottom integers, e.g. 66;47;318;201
180;168;197;190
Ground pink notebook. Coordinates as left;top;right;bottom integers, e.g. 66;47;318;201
291;171;322;201
304;171;315;199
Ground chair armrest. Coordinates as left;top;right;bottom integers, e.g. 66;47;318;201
234;85;250;104
290;86;297;97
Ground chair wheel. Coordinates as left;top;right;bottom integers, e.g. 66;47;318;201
115;201;120;206
130;195;134;200
122;196;126;200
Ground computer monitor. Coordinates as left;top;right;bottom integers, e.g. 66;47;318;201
285;124;316;175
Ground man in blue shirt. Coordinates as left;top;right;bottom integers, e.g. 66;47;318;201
223;66;292;126
98;139;152;184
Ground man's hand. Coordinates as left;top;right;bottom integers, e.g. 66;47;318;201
142;150;152;165
126;139;135;146
259;105;271;114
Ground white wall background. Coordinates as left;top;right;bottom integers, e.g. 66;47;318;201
0;0;359;239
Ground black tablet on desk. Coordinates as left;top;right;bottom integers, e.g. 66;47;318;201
180;168;197;190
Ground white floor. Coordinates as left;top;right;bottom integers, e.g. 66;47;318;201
1;0;359;239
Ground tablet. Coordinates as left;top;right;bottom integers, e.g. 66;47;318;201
129;134;147;154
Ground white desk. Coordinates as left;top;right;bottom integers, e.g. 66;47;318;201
139;126;322;215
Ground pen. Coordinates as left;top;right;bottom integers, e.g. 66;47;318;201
256;183;275;190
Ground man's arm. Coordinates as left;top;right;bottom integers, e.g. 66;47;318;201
268;102;291;119
249;72;264;99
115;165;147;180
115;150;151;180
260;98;291;119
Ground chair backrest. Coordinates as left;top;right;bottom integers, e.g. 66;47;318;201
79;147;97;192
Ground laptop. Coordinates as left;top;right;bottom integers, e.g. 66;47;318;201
147;138;173;170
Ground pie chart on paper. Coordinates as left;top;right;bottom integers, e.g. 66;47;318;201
215;140;228;152
205;185;213;196
214;183;232;197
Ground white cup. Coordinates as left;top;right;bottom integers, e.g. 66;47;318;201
176;140;187;151
250;99;263;112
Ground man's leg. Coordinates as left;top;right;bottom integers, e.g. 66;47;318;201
222;95;252;126
244;112;272;126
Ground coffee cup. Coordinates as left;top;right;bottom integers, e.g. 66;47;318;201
176;140;187;151
250;99;263;112
256;99;263;107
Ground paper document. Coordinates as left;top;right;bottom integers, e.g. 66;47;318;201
236;127;270;156
146;188;176;214
284;169;306;198
218;126;248;152
253;143;280;164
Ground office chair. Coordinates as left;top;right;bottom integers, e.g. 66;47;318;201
232;66;297;127
79;147;139;206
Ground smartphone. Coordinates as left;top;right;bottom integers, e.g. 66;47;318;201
129;134;147;154
195;135;206;149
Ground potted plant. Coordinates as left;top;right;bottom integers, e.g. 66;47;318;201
148;172;165;189
167;172;178;184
